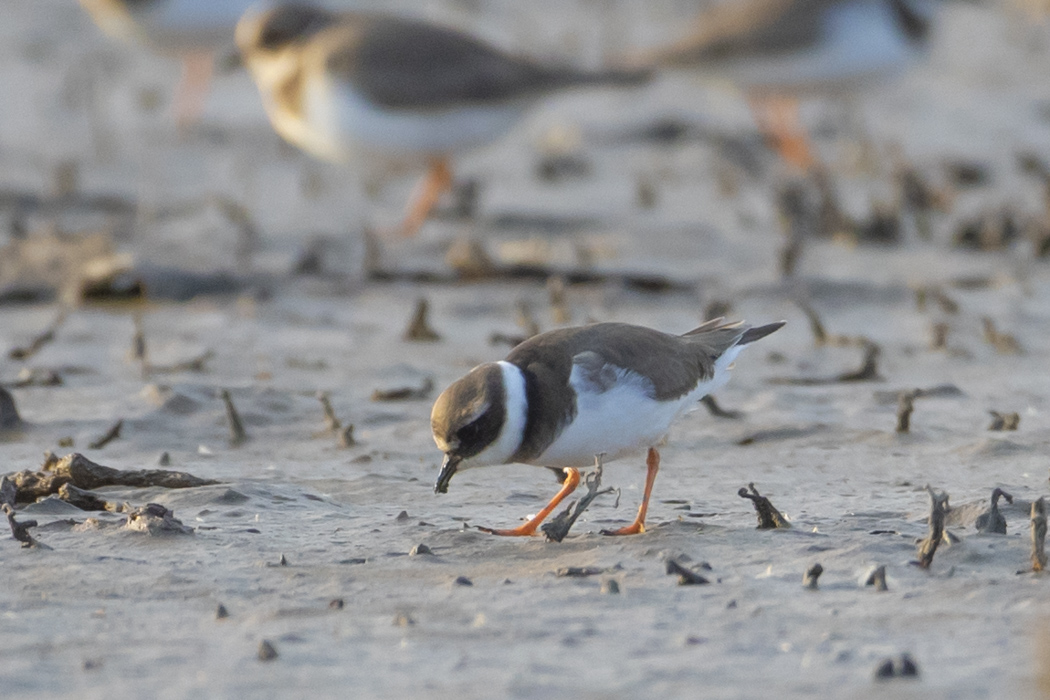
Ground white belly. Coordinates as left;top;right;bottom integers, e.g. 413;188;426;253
298;77;529;162
529;346;742;468
724;0;927;93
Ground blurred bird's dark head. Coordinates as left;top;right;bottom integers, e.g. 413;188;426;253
235;3;335;58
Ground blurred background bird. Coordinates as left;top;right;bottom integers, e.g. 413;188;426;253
78;0;255;129
235;2;651;237
642;0;938;170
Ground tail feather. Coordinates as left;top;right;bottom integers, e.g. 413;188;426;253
739;321;787;345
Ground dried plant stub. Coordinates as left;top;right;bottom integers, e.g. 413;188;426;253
916;485;949;569
1032;497;1047;572
896;391;917;433
665;558;710;585
403;297;441;342
803;563;823;590
987;411;1020;431
0;387;20;430
865;565;888;592
542;462;614;542
88;419;123;449
738;483;791;529
975;488;1012;534
221;390;247;446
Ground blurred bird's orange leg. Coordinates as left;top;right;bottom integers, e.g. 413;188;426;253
602;448;659;536
398;157;453;237
175;51;215;130
479;468;580;536
748;95;815;172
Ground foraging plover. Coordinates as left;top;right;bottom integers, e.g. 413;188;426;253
235;3;650;237
431;317;785;536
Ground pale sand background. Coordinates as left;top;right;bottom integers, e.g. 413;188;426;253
4;1;1050;698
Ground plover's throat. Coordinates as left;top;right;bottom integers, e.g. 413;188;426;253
489;361;527;465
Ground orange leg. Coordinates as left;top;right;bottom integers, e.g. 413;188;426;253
479;468;581;536
398;157;454;237
175;51;215;130
602;448;660;536
748;94;816;172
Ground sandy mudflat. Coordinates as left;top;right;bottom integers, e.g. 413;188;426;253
4;1;1050;698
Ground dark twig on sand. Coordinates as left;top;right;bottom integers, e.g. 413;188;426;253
803;563;823;590
988;411;1020;431
257;640;278;662
7;452;218;504
221;390;247;446
0;476;15;509
371;378;434;402
10;367;63;388
130;312;147;374
317;391;341;432
0;387;20;429
769;340;882;385
914;285;959;315
875;654;920;680
873;385;964;404
976;488;1013;534
982;317;1022;355
916;485;950;569
777;182;810;278
791;300;870;349
700;395;744;420
1032;497;1047;572
547;276;570;326
515;301;541;339
146;350;213;374
312;392;358;447
896;391;918;433
402;298;441;342
665;558;710;585
837;341;882;382
541;460;615;542
555;566;608;577
57;483;111;511
738;483;791;529
2;504;49;548
865;565;889;591
338;425;356;447
88;419;123;449
795;299;828;345
8;310;67;360
930;322;949;351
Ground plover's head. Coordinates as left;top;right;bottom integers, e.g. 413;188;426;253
235;3;334;75
431;363;513;494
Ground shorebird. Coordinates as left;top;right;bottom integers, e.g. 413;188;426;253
643;0;936;169
79;0;253;127
431;317;784;536
235;3;650;237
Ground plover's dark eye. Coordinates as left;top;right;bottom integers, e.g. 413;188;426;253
457;421;481;444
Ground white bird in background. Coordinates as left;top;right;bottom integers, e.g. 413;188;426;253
78;0;256;128
643;0;937;170
235;3;650;237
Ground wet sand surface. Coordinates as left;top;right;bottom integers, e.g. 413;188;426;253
4;1;1050;698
